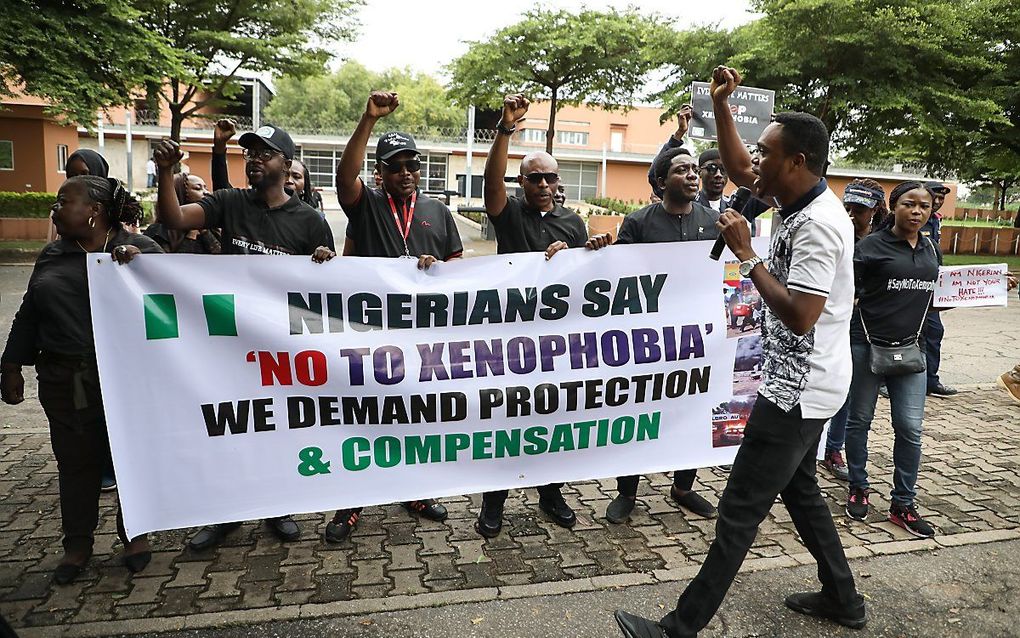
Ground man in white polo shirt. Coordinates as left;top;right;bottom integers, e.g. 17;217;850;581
615;66;863;638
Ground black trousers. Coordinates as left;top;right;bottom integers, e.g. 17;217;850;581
616;469;696;498
482;483;564;508
37;357;138;555
659;397;857;637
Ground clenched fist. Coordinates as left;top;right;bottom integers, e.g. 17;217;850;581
501;94;530;128
366;92;399;119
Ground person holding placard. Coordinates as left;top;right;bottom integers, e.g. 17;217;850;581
843;182;942;539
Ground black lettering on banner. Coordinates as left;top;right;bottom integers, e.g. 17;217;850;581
539;284;570;320
287;396;316;428
288;292;322;334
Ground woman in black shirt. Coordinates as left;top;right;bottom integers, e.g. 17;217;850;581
1;176;163;584
844;181;941;539
144;173;222;254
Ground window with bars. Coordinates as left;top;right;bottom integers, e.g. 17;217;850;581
558;161;599;201
57;144;69;172
0;141;13;170
299;148;449;192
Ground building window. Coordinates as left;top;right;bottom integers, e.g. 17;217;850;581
0;141;12;170
559;161;599;201
57;144;69;172
557;131;589;146
421;153;448;192
521;128;547;144
301;148;339;189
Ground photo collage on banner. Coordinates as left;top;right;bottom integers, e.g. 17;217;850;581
713;247;765;448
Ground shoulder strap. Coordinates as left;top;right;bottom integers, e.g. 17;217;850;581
861;235;937;346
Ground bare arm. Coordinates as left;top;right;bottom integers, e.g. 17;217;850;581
710;66;757;189
153;139;206;230
483;94;530;217
336;92;399;209
718;209;825;336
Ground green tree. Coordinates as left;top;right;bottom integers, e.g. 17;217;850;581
447;9;660;153
265;61;465;134
134;0;362;141
0;0;177;126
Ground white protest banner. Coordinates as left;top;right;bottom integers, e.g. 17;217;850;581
89;242;762;538
689;81;775;145
934;263;1008;308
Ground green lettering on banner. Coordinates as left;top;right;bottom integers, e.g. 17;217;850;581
494;430;521;458
203;294;238;336
548;423;575;453
472;431;493;460
637;412;661;441
143;293;178;340
445;433;470;461
342;437;371;471
611;416;636;444
406;435;441;464
374;436;401;468
523;426;548;455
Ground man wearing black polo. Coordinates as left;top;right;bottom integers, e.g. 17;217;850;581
475;94;610;538
578;146;719;525
615;66;864;638
694;148;730;213
153;124;334;550
920;180;956;398
316;90;463;544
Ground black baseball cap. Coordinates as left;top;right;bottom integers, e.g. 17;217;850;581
843;184;884;208
239;125;295;160
698;148;721;166
376;132;419;161
924;180;950;195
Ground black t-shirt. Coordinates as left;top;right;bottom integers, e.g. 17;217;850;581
490;196;588;254
2;230;163;364
854;227;942;346
196;188;334;256
616;201;720;244
343;184;463;260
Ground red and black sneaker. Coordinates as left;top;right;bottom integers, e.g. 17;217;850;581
846;487;870;521
889;503;936;539
404;499;448;522
324;508;362;543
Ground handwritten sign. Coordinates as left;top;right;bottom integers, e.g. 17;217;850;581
934;264;1008;307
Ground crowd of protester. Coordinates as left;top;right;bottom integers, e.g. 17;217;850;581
1;63;1018;638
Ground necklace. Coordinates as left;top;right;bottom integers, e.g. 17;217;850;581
76;229;113;254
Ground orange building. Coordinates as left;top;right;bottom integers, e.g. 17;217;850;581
0;93;80;193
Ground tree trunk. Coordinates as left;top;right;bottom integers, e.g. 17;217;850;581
545;89;558;155
169;105;183;145
992;181;1002;212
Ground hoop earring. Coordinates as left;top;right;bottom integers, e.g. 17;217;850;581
88;216;96;229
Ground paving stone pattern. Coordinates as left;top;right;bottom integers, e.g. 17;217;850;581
0;384;1017;632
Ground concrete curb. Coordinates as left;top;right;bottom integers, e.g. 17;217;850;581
23;526;1020;638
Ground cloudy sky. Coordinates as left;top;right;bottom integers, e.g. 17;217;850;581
335;0;756;81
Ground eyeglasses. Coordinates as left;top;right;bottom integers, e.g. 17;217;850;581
243;148;282;162
380;158;421;173
524;172;560;184
701;163;726;175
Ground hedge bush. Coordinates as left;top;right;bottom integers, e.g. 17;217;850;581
584;196;643;215
0;192;55;218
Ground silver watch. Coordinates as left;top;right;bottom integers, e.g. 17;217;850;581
738;256;763;277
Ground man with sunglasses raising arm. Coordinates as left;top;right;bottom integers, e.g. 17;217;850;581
315;91;463;544
153;125;334;551
475;93;611;538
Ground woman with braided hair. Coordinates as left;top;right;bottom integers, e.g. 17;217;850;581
144;172;222;254
0;176;163;585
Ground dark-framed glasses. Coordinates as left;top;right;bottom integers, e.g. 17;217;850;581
524;172;559;184
243;148;282;162
701;163;727;175
380;158;422;173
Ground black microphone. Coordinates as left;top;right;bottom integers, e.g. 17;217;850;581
709;186;754;261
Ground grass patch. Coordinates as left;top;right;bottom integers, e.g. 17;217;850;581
0;240;47;251
942;218;1016;228
942;254;1020;270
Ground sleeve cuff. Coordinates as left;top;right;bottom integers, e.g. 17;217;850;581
788;280;830;297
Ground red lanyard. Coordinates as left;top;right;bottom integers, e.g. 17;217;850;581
386;190;416;257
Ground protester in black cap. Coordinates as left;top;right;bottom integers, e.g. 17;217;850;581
2;176;162;585
314;90;463;544
646;105;693;200
920;180;956;397
817;179;887;482
472;93;609;538
152;124;334;551
65;149;110;179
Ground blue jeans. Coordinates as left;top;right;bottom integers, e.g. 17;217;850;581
844;342;927;507
825;399;849;454
923;312;944;389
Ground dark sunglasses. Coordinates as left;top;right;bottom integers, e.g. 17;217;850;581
524;172;560;184
380;158;421;173
700;163;726;175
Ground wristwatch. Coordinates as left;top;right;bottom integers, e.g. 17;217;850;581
738;255;763;277
496;121;516;136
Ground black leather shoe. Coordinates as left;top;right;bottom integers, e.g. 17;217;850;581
405;499;448;522
187;522;241;551
123;551;152;573
614;610;669;637
606;494;636;523
53;562;85;586
785;591;867;629
539;496;576;528
475;501;504;538
671;486;717;518
927;382;958;398
266;515;301;542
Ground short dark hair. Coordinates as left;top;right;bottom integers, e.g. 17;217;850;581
772;112;829;176
652;147;692;183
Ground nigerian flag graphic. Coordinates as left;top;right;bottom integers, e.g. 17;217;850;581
143;294;238;339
